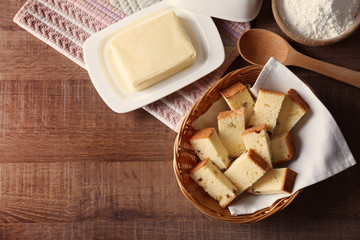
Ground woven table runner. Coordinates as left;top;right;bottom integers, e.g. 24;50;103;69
13;0;250;131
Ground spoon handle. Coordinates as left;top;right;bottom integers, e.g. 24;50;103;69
292;52;360;88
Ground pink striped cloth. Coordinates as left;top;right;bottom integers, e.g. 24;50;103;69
13;0;250;131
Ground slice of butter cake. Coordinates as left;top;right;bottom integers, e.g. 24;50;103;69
220;82;255;125
248;168;297;195
190;158;239;208
273;88;310;135
249;89;285;133
224;149;270;193
241;124;272;167
217;108;246;158
190;128;231;171
270;131;295;165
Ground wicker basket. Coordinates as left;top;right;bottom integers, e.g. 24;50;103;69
173;65;301;223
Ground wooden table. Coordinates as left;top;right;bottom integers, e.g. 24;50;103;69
1;0;359;239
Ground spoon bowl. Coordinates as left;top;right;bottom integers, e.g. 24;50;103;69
238;29;290;66
237;29;360;88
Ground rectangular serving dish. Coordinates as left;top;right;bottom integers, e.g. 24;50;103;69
83;1;224;113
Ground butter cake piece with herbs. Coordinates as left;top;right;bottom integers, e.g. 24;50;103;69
190;128;231;171
217;108;246;158
190;158;239;208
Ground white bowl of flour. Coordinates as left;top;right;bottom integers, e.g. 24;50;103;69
272;0;360;46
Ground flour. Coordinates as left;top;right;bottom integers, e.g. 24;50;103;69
278;0;360;40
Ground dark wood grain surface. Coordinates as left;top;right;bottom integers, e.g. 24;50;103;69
1;0;359;239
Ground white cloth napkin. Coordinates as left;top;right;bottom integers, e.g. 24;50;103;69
228;57;357;215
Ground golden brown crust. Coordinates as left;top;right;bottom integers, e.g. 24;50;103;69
281;168;297;193
221;191;239;208
241;124;266;136
273;132;296;165
248;149;271;171
259;89;285;97
220;82;247;99
225;159;232;169
190;128;215;140
217;108;245;120
190;158;210;174
285;132;295;161
287;88;310;112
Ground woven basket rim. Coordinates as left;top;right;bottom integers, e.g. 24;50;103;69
173;65;303;223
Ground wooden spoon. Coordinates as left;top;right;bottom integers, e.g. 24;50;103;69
237;29;360;88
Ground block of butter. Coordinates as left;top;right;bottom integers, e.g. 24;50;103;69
108;10;197;91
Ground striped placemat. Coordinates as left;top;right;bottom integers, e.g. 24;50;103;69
13;0;250;131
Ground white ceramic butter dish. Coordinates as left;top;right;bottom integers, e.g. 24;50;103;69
83;1;224;113
168;0;263;22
